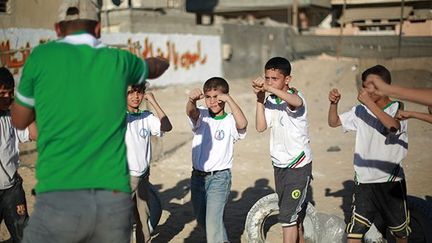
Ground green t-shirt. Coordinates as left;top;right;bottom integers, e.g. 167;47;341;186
16;33;148;193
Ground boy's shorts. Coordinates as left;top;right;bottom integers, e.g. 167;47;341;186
346;180;410;240
274;163;312;227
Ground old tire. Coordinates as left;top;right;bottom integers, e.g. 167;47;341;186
244;193;279;243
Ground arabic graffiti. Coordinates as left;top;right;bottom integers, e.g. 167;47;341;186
0;39;50;74
133;37;207;70
0;40;31;73
1;37;208;73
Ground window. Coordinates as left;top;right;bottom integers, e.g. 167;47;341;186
0;0;9;13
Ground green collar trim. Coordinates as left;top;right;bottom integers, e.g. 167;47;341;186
127;109;148;116
383;101;397;110
270;95;282;104
211;112;228;120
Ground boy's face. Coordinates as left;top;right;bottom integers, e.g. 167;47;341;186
362;74;384;102
0;85;13;111
204;88;225;116
265;68;291;91
126;86;144;111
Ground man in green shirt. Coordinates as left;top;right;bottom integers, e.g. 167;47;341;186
11;1;169;242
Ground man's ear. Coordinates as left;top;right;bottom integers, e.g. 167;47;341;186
285;75;292;85
54;23;63;37
94;22;101;38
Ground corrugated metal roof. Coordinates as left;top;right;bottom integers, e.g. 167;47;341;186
339;6;413;23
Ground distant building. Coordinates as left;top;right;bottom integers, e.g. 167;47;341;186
185;0;331;31
0;0;58;29
315;0;432;36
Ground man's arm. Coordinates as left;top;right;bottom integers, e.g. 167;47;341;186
328;89;342;127
144;92;172;132
396;110;432;124
145;57;170;79
11;103;35;130
369;78;432;106
217;94;248;130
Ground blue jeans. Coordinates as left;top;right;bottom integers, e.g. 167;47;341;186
22;190;133;243
191;169;231;243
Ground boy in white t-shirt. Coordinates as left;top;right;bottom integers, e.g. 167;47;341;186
252;57;312;243
0;67;36;242
125;82;172;242
328;65;410;243
186;77;247;242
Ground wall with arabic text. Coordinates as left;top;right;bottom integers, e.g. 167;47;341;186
0;28;222;87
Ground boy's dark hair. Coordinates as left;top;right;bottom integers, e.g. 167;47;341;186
203;77;229;94
361;65;391;84
130;82;146;93
265;57;292;76
0;67;15;89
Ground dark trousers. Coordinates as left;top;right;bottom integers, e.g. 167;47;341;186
0;173;29;243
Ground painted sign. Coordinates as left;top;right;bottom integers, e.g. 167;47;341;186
0;28;222;86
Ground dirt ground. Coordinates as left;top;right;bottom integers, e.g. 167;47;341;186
2;56;432;242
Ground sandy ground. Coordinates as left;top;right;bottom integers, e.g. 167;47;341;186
2;56;432;242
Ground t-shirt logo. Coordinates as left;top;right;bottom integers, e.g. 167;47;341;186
291;189;301;199
214;130;225;140
16;204;26;216
139;128;149;138
279;116;284;126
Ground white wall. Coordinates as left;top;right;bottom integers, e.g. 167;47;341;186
0;29;222;87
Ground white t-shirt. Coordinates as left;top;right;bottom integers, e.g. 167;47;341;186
125;110;161;177
264;91;312;168
189;107;246;172
339;101;407;184
0;111;30;189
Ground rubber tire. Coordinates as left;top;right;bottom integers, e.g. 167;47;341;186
148;183;162;234
244;194;432;243
244;193;279;243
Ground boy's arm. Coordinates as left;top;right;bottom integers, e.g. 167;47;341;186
396;110;432;124
266;86;303;109
11;103;35;130
217;94;248;130
328;89;342;127
368;78;432;106
186;88;203;124
28;121;38;141
252;78;267;132
144;92;172;132
358;88;400;131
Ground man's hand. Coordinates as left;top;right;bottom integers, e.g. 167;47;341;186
188;88;204;103
329;89;341;104
146;57;170;79
365;78;387;97
395;110;411;121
